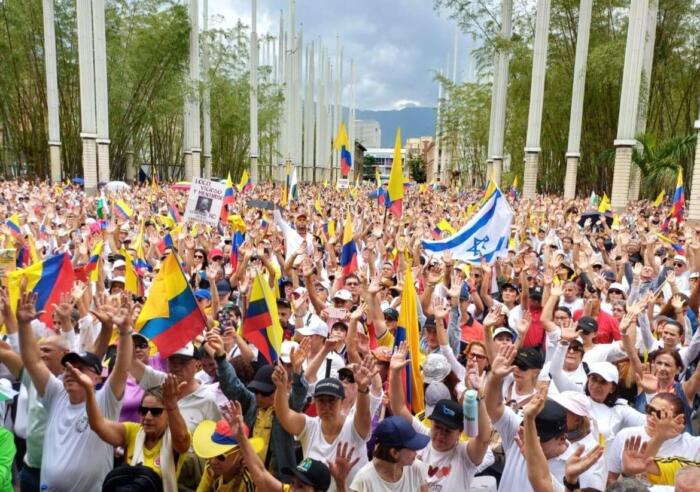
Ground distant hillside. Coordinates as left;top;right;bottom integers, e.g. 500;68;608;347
355;107;437;147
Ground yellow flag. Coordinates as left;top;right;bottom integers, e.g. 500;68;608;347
386;129;404;217
653;190;665;207
598;194;611;213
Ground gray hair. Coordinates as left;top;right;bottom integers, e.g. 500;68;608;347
605;477;649;492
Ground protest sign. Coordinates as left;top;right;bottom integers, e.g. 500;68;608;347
183;178;226;227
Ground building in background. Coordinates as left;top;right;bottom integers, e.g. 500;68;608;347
355;120;381;149
365;147;406;180
406;137;435;182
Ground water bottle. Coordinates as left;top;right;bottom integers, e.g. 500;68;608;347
463;390;479;437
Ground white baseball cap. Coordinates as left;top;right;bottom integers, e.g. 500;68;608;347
333;289;353;301
588;361;619;384
422;353;451;384
296;318;329;338
170;342;197;359
608;282;627;295
279;340;299;364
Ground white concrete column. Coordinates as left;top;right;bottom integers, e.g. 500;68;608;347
185;0;200;180
564;0;592;199
43;0;61;183
192;150;201;179
125;151;135;181
183;153;192;181
76;0;98;193
564;154;579;199
611;0;648;210
522;0;552;199
202;0;212;177
93;0;110;182
628;165;642;201
687;119;700;222
492;157;503;186
249;0;258;183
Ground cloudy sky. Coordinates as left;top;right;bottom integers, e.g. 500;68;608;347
209;0;476;111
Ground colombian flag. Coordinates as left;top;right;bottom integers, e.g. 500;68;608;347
339;213;357;277
168;202;181;224
238;170;253;193
334;121;352;177
8;253;76;327
114;199;133;219
221;173;235;221
120;248;144;297
392;263;424;413
670;169;685;222
6;215;21;237
242;271;284;363
135;251;206;357
387;129;404;218
86;240;104;281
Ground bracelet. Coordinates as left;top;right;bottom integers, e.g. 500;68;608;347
357;387;369;394
562;477;579;491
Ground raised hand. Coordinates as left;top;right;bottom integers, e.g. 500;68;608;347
565;444;604;482
290;337;311;374
671;294;685;312
162;374;185;409
550;282;563;297
389;341;409;372
521;385;547;420
433;298;450;320
64;362;94;391
353;354;378;391
51;292;75;321
328;441;360;487
622;436;652;475
635;364;658;394
16;290;40;324
271;361;288;388
491;343;517;378
516;311;532;338
221;400;245;438
204;331;226;358
483;306;501;328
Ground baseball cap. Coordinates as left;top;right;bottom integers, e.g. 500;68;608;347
132;332;150;345
529;286;544;299
608;282;627;295
282;458;331;492
216;280;232;295
170;342;198;360
292;287;308;298
422;353;451;384
690;272;699;280
674;254;687;264
374;416;430;450
425;382;451;417
602;270;616;282
112;259;126;270
247;365;275;395
208;248;224;260
423;315;437;329
332;289;352;302
279;340;299;364
383;308;399;321
428;399;463;430
61;351;102;374
501;282;520;293
514;348;545;370
577;316;598;333
493;327;516;340
110;276;126;286
588;361;619;384
313;378;345;399
533;400;568;442
459;283;471;300
195;289;212;301
296;317;329;338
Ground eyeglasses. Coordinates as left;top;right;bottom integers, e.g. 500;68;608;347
138;406;164;417
467;352;488;361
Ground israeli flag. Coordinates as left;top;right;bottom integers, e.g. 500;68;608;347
422;186;514;264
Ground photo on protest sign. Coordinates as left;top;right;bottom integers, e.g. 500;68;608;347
183;178;226;227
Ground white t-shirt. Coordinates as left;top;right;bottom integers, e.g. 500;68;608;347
559;297;584;314
493;407;571;492
299;415;369;492
574;432;607;491
350;460;428;491
39;375;122;492
582;342;627;364
606;425;700;474
589;400;645;445
411;418;479;491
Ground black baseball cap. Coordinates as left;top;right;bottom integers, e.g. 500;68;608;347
529;286;544;299
515;348;545;370
534;400;568;442
374;416;430;450
383;308;399;321
247;365;275;395
61;351;102;374
501;282;520;293
424;315;437;329
313;378;345;399
282;458;331;491
577;316;598;333
428;399;463;430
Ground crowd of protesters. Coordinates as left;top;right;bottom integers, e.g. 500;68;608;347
0;179;699;492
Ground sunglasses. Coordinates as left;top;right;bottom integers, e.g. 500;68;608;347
194;254;204;259
139;406;164;417
644;404;664;419
674;262;685;267
212;256;223;261
134;341;149;350
567;345;583;353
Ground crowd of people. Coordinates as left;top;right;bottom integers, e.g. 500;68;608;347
0;179;699;492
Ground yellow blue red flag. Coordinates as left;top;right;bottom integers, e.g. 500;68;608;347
242;271;283;363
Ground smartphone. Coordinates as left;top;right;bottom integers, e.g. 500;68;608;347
327;307;348;319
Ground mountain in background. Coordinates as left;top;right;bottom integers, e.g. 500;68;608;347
355;107;437;147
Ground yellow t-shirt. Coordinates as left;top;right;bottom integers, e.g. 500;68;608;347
123;422;187;478
648;457;700;485
195;464;255;492
252;407;275;463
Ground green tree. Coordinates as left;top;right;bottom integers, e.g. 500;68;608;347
407;156;427;183
363;154;377;181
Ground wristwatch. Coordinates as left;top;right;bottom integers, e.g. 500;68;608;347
563;477;579;491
